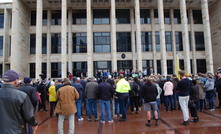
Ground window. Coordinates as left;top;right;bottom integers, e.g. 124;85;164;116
157;60;161;74
164;9;170;24
0;13;4;28
93;9;109;24
30;11;36;26
116;9;130;24
117;60;133;72
0;64;2;77
155;32;160;52
140;9;151;24
141;32;152;52
197;59;206;73
142;60;154;76
42;63;47;79
193;10;203;24
175;32;183;51
51;62;61;78
51;33;61;53
73;62;87;77
43;10;47;26
73;33;87;53
195;32;205;51
0;36;3;56
30;63;35;78
174;9;181;24
165;32;172;51
93;32;110;53
167;60;173;74
42;34;47;54
94;61;111;77
51;10;61;25
73;10;86;24
117;32;131;52
30;34;36;54
154;9;159;24
189;32;192;51
179;59;184;70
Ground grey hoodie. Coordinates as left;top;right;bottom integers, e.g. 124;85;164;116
205;79;215;92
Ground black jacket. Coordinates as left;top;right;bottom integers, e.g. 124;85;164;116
142;82;158;103
190;85;200;101
0;84;38;134
19;83;38;108
177;78;191;96
215;78;221;93
98;82;114;101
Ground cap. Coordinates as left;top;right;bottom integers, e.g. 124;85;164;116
24;77;32;83
63;78;71;83
3;70;21;82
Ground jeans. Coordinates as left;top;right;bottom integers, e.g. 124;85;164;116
58;114;75;134
28;124;33;134
179;96;189;121
100;100;112;121
114;98;120;115
164;95;173;111
76;99;82;119
173;93;179;109
130;96;139;112
218;92;221;107
206;90;215;109
87;99;98;119
119;96;128;119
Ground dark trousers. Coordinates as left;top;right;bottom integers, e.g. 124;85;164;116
164;95;173;111
38;95;47;111
119;97;128;119
218;92;221;107
50;102;56;117
130;96;139;112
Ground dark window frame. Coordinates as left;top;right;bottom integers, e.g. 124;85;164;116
93;32;110;53
117;32;131;52
73;33;87;53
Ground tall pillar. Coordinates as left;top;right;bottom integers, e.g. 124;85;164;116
151;8;157;75
3;8;10;73
61;0;67;78
135;0;142;72
87;0;93;77
111;0;117;73
130;8;136;71
68;9;73;74
47;10;51;78
171;9;176;72
35;0;43;79
180;0;191;74
201;0;214;73
157;0;167;76
189;9;197;74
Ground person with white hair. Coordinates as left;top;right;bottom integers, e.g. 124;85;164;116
48;81;56;117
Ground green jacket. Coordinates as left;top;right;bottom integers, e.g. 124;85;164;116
116;78;131;93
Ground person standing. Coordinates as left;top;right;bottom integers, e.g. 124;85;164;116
215;71;221;108
85;77;99;122
0;70;38;133
98;77;114;124
142;78;159;127
177;70;191;125
163;77;174;111
72;77;84;121
37;80;48;112
116;74;130;121
19;77;38;134
205;73;215;111
48;81;56;117
55;78;79;134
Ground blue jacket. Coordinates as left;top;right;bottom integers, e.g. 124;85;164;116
98;82;114;101
71;82;83;100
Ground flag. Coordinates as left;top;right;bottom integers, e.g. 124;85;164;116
175;54;181;80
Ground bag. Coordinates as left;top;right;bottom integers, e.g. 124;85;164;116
131;82;140;97
188;100;198;117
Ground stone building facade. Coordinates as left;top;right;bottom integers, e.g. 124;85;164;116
0;0;220;79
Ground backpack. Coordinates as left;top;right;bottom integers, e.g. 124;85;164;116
131;82;140;97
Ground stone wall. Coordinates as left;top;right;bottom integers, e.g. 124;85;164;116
210;0;221;72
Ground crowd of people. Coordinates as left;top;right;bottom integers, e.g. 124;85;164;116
0;68;221;133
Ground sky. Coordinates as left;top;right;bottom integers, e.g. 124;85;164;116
0;0;13;3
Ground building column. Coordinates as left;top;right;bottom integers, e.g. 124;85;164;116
87;0;93;77
157;0;167;76
135;0;142;72
111;0;117;73
171;9;177;72
130;8;136;71
47;10;51;78
189;9;197;74
180;0;191;74
3;8;10;73
61;0;67;78
201;0;214;73
35;0;43;79
151;8;157;75
68;9;72;74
